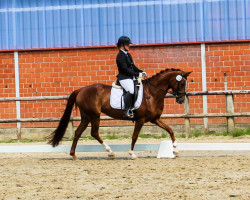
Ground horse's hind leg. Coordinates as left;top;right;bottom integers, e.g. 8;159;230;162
151;118;178;155
90;118;115;158
70;118;89;160
129;120;144;160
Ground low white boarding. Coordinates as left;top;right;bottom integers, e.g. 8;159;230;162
1;141;250;159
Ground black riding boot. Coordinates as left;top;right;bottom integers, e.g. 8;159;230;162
123;92;134;118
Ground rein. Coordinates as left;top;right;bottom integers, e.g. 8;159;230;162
145;71;186;99
146;79;166;99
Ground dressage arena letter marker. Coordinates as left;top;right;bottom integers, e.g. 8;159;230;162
157;140;176;159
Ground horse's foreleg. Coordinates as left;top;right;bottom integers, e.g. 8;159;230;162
152;119;178;155
90;118;115;158
70;119;89;160
102;142;115;158
129;120;144;160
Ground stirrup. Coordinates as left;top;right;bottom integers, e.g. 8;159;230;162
128;110;134;118
124;109;134;118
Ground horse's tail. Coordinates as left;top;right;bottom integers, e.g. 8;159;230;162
47;89;80;147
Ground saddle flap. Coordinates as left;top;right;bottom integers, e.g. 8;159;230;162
110;83;144;110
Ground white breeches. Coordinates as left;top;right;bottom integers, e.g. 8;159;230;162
119;79;134;94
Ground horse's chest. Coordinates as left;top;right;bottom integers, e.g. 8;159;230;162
146;101;164;117
154;100;164;112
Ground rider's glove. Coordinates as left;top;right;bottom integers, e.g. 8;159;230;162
142;71;147;77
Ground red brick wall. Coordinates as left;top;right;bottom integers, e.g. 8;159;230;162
0;42;249;129
205;43;250;125
0;52;16;128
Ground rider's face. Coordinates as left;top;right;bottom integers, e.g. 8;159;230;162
124;44;130;51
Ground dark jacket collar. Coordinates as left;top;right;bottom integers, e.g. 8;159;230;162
119;49;128;55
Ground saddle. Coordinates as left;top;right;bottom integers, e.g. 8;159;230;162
112;76;143;109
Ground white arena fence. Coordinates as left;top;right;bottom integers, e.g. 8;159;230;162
0;142;249;158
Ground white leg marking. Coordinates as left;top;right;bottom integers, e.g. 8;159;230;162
173;141;177;148
102;142;112;152
102;142;115;158
129;149;137;160
173;141;179;156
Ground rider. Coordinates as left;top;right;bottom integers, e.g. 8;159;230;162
116;36;147;118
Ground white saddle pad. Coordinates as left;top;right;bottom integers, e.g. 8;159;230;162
110;84;143;110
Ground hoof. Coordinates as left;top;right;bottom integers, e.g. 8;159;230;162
129;150;137;160
173;151;179;157
72;155;78;160
108;152;115;159
173;141;178;148
173;147;179;157
131;156;137;160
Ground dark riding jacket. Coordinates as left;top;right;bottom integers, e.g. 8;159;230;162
116;50;143;80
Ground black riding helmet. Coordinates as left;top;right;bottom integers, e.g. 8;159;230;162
117;36;132;47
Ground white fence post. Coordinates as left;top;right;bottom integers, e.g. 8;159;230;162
226;94;235;133
184;96;191;137
201;43;208;133
14;51;21;139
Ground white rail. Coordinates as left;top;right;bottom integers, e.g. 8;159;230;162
0;143;249;153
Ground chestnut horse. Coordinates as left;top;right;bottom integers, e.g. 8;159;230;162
47;68;192;159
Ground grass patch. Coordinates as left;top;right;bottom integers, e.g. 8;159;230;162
139;133;168;139
0;139;45;143
178;133;187;138
139;134;154;139
231;128;250;137
80;134;130;141
82;136;96;140
217;128;250;138
105;133;119;140
105;134;130;140
215;132;225;136
193;128;250;138
192;130;203;137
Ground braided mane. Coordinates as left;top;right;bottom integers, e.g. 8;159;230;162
147;68;181;80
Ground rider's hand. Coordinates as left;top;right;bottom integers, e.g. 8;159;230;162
142;71;147;77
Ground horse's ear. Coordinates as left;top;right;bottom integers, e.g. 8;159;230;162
183;71;192;77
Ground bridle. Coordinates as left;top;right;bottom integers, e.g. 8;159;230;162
171;71;187;98
145;71;186;99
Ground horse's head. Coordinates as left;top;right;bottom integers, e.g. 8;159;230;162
170;71;192;104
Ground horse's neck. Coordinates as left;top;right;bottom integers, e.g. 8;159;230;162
149;72;173;95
